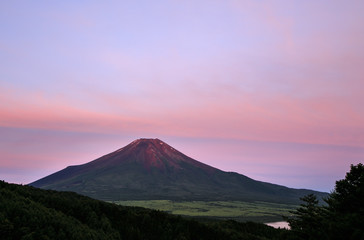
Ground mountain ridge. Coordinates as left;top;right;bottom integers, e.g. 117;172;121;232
30;138;327;204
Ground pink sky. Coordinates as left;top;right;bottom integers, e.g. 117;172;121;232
1;1;363;192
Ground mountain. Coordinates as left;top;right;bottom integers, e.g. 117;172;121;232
30;138;327;204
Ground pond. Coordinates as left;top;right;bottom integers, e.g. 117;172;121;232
265;221;290;229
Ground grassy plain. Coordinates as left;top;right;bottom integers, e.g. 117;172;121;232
114;200;297;223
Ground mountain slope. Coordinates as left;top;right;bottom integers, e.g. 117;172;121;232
30;138;327;204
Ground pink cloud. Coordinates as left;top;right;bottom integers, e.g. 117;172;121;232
0;85;156;134
1;82;363;148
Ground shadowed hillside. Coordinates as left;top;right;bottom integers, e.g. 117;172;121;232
0;181;292;240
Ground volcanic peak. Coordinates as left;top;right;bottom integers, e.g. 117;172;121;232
87;138;189;172
119;138;178;156
29;138;328;203
104;138;216;173
128;138;171;150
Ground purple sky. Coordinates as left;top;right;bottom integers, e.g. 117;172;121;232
1;1;363;192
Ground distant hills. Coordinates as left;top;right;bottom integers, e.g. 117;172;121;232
30;138;327;204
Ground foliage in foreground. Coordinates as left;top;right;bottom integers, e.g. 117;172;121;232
0;180;291;240
285;163;364;240
2;163;362;239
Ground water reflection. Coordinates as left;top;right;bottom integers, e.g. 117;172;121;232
265;221;290;229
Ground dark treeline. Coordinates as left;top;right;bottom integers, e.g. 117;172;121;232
285;163;364;240
1;163;363;240
0;180;291;240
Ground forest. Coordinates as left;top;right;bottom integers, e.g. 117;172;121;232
285;163;364;240
1;163;363;240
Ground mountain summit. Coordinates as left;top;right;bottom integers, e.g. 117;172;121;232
88;138;217;173
30;138;326;203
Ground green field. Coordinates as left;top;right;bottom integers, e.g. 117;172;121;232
114;200;297;223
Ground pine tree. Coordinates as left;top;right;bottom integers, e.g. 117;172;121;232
325;163;364;240
285;194;326;240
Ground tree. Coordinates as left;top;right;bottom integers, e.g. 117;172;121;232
325;163;364;240
327;163;364;213
285;194;326;240
286;163;364;240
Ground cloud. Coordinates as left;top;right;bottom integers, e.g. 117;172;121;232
1;77;364;148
